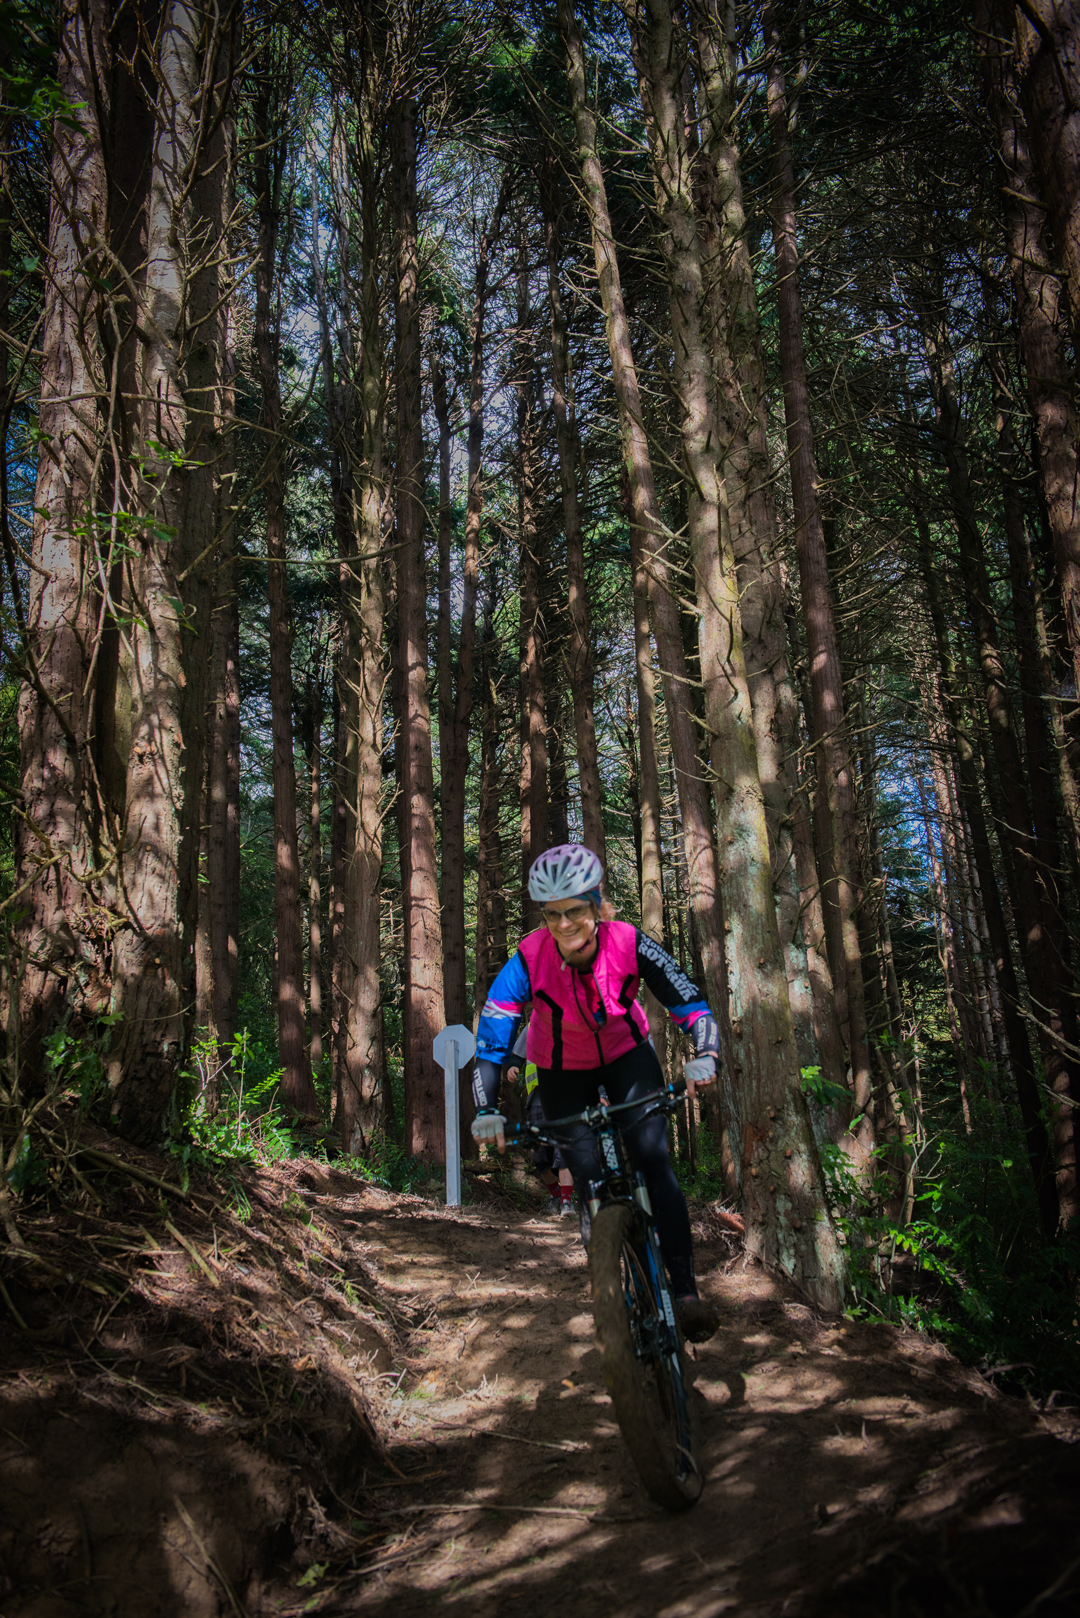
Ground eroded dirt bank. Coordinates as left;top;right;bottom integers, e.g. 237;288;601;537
1;1141;1078;1616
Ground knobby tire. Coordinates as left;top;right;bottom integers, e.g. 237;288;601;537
589;1202;702;1510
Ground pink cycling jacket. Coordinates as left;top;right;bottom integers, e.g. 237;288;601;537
518;920;650;1069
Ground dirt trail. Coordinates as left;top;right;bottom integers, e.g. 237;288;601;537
2;1155;1079;1617
343;1191;1080;1618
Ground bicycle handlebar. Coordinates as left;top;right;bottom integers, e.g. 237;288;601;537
506;1078;688;1150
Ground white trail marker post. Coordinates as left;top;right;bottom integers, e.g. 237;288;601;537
432;1023;475;1209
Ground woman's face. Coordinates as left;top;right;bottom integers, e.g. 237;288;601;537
541;897;600;962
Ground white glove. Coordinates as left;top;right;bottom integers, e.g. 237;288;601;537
684;1056;716;1094
471;1109;507;1151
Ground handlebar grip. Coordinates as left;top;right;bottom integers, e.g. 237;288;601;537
671;1076;688;1099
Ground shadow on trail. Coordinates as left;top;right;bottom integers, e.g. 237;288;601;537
6;1156;1074;1618
333;1201;1080;1618
0;1378;293;1618
0;1156;391;1618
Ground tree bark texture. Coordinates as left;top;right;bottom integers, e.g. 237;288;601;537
543;159;606;861
16;0;112;1063
691;0;840;1086
302;673;324;1076
434;360;459;1016
336;103;387;1154
392;95;445;1160
474;566;508;1007
979;3;1080;759
628;496;669;1068
251;65;317;1121
515;238;550;931
436;178;506;1027
1012;1;1080;365
630;0;844;1308
106;1;238;1142
764;2;873;1170
196;108;239;1094
557;0;731;1062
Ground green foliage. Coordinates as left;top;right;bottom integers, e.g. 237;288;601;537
167;1031;293;1188
0;1;83;126
0;1004;119;1214
7;1131;47;1194
673;1122;728;1204
42;1016;118;1111
800;1066;851;1111
882;1113;1080;1393
815;1083;1080;1396
337;1131;443;1198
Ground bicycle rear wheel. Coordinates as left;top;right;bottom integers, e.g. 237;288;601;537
589;1202;702;1510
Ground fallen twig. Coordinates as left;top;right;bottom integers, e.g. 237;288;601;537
375;1500;613;1521
164;1221;221;1289
431;1420;584;1453
173;1496;249;1618
78;1146;185;1199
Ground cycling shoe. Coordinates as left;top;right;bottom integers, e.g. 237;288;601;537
674;1293;719;1343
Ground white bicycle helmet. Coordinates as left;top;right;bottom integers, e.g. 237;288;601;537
528;843;604;903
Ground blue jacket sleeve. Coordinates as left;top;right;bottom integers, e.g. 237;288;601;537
635;929;720;1058
473;952;532;1110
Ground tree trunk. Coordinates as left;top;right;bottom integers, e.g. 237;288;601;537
474;565;507;1007
516;233;549;928
251;65;317;1122
15;0;112;1063
302;672;324;1076
911;452;1062;1236
542;156;605;860
197;117;239;1098
107;1;235;1141
392;95;444;1160
198;579;240;1090
921;682;988;1074
557;0;730;1068
979;3;1080;817
337;105;387;1154
311;139;355;1115
630;0;844;1308
1012;1;1080;366
436;178;505;1027
628;493;669;1068
691;0;842;1088
434;359;461;1019
988;327;1073;978
763;1;873;1171
918;765;975;1117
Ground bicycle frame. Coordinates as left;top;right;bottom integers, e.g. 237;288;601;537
507;1079;702;1507
507;1083;686;1344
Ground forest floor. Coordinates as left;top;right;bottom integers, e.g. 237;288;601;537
1;1123;1079;1618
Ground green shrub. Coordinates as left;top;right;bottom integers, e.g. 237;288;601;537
167;1030;293;1186
809;1075;1080;1396
336;1129;444;1197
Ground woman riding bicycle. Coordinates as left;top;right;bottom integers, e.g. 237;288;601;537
471;843;721;1343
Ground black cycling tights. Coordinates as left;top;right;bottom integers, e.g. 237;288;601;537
535;1043;694;1289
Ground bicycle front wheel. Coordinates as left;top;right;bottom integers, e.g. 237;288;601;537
589;1202;702;1510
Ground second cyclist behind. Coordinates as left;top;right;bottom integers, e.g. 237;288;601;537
506;1026;576;1217
470;843;721;1343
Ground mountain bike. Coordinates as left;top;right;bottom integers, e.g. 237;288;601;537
508;1081;703;1511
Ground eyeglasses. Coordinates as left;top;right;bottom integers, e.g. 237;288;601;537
542;902;594;927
